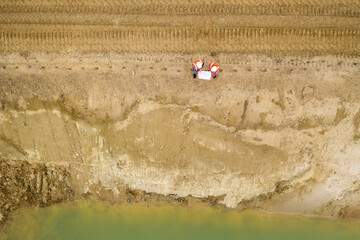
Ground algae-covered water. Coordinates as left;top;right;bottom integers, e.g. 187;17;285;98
1;201;360;240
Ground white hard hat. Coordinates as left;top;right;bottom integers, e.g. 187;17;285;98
196;61;202;69
211;66;218;72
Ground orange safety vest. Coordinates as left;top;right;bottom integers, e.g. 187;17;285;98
192;59;204;71
209;61;220;73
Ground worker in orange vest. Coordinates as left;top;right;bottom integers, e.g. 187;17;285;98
192;58;204;78
209;61;220;78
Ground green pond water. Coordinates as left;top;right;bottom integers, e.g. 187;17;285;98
1;200;360;240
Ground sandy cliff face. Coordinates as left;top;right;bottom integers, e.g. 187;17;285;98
1;0;360;226
0;53;359;224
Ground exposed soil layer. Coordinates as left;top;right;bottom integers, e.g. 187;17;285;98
0;53;360;226
1;0;360;228
0;158;73;226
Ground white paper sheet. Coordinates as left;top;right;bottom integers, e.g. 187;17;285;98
197;71;212;80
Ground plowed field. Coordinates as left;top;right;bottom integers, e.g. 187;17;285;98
1;0;359;55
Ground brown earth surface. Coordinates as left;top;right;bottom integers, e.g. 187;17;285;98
1;0;360;55
1;0;360;227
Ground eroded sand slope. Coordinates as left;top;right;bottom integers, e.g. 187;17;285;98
1;0;360;225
